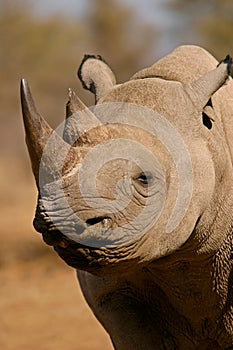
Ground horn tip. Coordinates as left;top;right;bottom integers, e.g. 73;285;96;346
21;77;27;84
67;88;84;109
66;88;82;119
20;78;32;104
20;78;28;93
68;87;72;98
68;88;77;101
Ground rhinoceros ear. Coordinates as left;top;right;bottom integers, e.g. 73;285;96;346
77;54;116;103
185;55;232;112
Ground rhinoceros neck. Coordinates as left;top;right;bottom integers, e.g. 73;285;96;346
145;229;232;342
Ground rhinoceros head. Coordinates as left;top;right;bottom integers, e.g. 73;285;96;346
21;46;233;275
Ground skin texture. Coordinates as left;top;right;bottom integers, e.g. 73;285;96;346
21;45;233;349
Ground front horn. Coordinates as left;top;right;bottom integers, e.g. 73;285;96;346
20;79;78;187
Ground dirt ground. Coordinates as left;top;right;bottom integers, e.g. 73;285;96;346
0;257;112;350
0;159;112;350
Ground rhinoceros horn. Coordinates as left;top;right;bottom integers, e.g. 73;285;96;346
63;88;102;146
20;79;80;187
186;55;232;111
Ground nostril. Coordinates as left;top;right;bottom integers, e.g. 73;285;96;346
86;217;105;226
86;216;111;227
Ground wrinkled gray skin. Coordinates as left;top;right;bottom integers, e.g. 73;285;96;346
21;46;233;349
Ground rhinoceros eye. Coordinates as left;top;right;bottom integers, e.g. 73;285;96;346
136;172;153;186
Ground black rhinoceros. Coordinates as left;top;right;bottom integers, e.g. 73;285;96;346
21;45;233;349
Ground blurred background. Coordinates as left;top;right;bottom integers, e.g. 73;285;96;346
0;0;233;349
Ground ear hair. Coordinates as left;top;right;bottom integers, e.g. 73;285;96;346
217;54;232;75
77;54;116;103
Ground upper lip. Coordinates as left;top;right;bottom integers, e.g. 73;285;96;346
34;210;113;246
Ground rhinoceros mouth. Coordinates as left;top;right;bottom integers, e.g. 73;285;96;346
36;224;120;272
33;204;113;248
